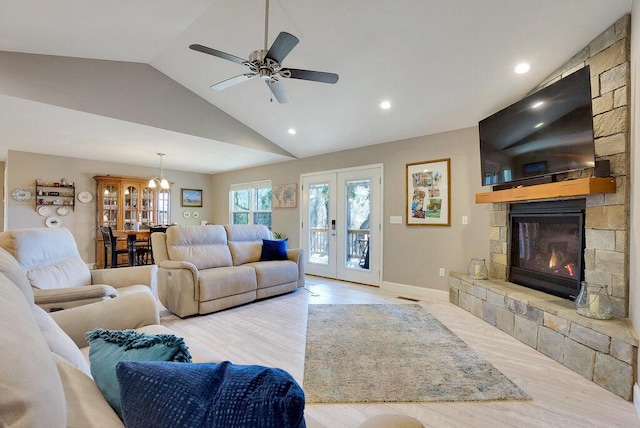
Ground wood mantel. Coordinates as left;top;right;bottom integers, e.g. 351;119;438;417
475;177;616;204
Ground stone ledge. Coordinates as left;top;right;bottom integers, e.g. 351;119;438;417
449;272;638;400
449;272;637;346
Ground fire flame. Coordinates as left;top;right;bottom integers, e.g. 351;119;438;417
549;248;557;268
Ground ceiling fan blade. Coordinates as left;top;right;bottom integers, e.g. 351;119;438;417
265;32;299;64
286;68;339;84
189;44;247;65
211;73;257;91
265;78;291;103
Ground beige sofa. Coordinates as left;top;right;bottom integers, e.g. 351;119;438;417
152;224;305;317
0;228;157;312
0;245;217;427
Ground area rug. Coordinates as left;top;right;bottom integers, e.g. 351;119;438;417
303;304;530;403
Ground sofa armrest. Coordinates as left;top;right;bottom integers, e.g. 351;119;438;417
33;285;118;306
50;287;160;348
90;265;158;296
287;248;305;288
156;260;200;318
158;260;200;282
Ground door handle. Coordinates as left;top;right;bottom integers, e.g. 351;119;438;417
331;219;336;230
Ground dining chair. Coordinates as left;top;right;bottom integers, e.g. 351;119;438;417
134;231;152;265
148;225;169;264
100;226;133;268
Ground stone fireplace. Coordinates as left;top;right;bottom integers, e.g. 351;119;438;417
450;15;637;401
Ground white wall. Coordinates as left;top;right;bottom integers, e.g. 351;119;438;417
209;126;491;292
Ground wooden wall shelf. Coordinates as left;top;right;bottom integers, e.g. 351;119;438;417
475;177;616;204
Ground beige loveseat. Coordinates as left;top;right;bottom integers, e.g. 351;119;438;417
0;245;217;427
152;224;305;317
0;228;157;312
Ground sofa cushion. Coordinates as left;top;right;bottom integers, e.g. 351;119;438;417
0;272;67;427
116;360;306;428
0;228;91;290
32;304;91;376
249;260;299;288
260;238;288;261
54;354;124;427
86;328;192;418
226;224;272;265
166;225;233;269
198;265;257;301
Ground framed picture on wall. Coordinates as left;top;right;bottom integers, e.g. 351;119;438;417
272;183;298;208
406;158;450;226
181;188;202;207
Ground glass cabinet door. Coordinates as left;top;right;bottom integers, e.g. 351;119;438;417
141;187;155;226
124;184;139;228
102;184;119;229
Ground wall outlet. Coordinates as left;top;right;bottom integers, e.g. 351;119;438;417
462;216;468;225
439;268;445;277
390;216;403;224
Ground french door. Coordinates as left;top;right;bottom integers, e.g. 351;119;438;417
301;165;382;286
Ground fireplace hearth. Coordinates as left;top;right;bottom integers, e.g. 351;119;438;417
508;199;585;300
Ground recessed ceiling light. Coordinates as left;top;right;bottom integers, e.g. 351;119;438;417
514;63;531;74
287;128;296;135
380;101;391;110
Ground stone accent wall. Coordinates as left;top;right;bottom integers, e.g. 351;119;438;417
449;272;638;400
489;15;631;317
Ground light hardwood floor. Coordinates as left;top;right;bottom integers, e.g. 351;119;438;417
160;276;640;428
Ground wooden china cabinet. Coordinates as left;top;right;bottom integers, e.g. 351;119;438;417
94;176;171;268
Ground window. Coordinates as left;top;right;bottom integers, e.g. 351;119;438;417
229;180;272;228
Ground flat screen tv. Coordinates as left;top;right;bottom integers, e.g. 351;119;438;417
479;66;595;187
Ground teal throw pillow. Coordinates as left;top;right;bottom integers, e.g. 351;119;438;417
86;328;192;419
260;238;288;261
116;360;306;428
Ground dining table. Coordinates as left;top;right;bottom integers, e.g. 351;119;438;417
112;229;151;266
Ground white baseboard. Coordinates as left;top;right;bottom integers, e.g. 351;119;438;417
634;383;640;419
381;281;449;302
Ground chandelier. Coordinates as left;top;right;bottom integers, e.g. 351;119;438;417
149;153;170;189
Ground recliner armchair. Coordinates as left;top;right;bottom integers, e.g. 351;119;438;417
0;227;157;312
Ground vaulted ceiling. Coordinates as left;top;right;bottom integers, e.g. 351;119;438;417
0;0;631;173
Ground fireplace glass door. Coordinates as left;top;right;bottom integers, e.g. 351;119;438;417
509;200;585;300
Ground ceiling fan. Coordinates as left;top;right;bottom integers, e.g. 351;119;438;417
189;0;338;103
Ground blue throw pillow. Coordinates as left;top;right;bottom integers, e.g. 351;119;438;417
86;328;192;419
116;360;306;428
260;238;288;261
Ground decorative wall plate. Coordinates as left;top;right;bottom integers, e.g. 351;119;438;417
46;217;62;228
38;206;52;216
12;188;32;202
56;206;70;216
192;211;200;219
77;191;94;203
182;211;191;218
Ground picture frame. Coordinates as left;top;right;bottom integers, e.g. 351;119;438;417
272;183;298;208
181;188;202;207
406;158;451;226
